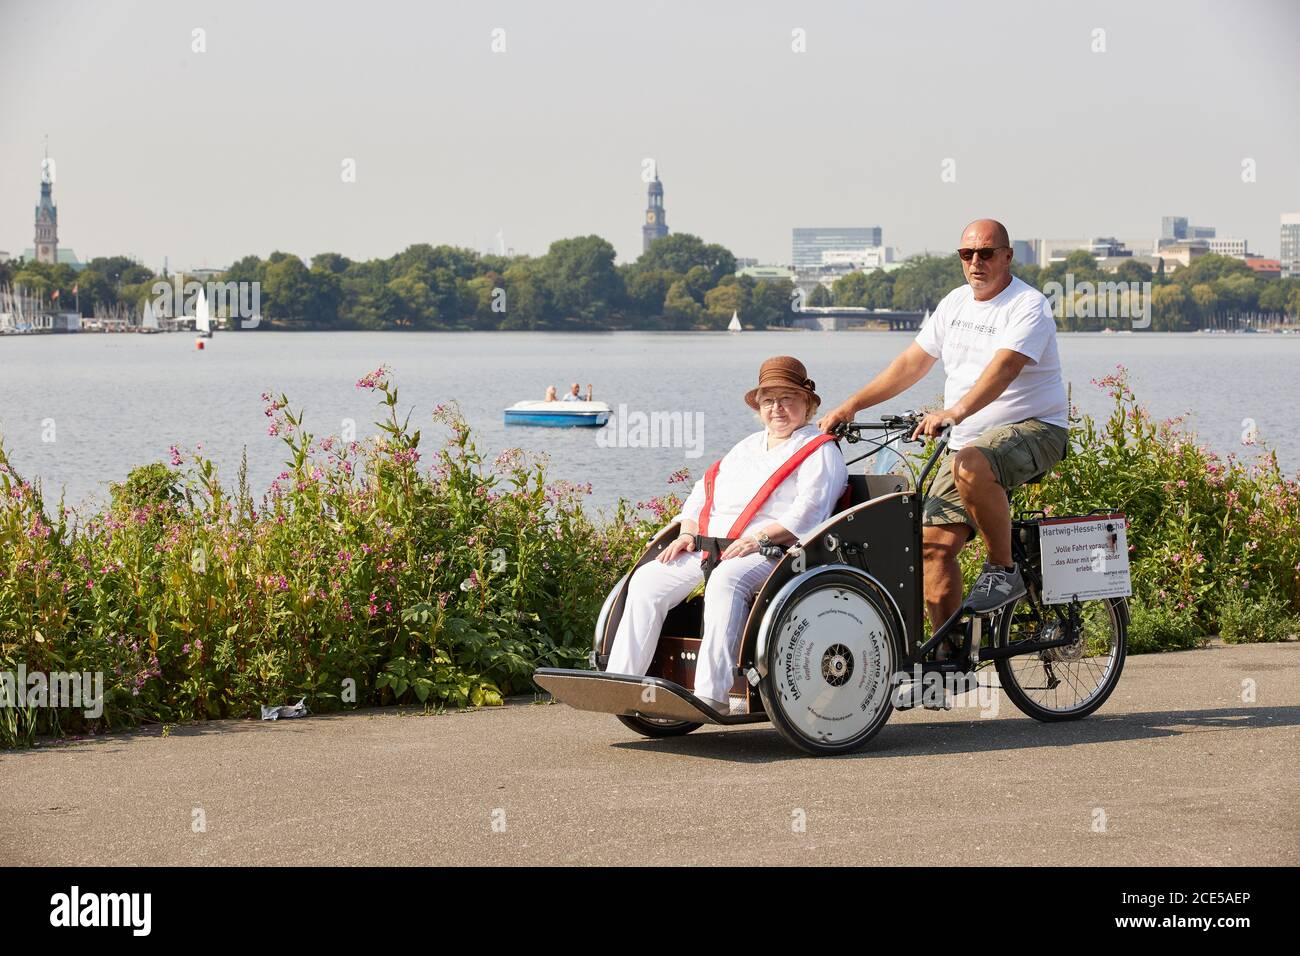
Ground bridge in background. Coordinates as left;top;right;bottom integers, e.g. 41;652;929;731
789;307;926;332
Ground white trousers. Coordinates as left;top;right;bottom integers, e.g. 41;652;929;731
605;550;776;703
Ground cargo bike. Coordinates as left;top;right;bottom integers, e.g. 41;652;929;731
534;413;1129;755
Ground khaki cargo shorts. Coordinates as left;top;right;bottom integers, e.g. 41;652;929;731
922;418;1069;535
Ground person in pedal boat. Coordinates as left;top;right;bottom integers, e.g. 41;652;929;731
605;356;848;714
561;382;593;401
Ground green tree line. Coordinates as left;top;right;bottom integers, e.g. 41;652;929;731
3;237;1297;331
832;251;1300;331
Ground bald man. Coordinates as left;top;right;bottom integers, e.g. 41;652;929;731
819;219;1068;642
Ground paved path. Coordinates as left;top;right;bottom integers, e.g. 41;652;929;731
2;641;1296;865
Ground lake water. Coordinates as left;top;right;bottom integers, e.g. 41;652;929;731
1;331;1296;516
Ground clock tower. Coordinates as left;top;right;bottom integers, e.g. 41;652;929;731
641;172;668;254
34;145;58;265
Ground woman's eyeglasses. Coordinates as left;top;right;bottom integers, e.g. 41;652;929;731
957;246;1008;262
759;395;803;410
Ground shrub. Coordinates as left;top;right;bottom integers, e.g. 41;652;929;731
1217;588;1299;644
1019;365;1300;637
1127;599;1206;654
0;366;679;747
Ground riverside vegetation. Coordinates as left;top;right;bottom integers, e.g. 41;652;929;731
1;365;1296;746
5;238;1298;332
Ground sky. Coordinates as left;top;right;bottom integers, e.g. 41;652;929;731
2;0;1297;271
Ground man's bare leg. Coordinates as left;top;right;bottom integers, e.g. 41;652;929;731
951;447;1012;567
922;523;969;631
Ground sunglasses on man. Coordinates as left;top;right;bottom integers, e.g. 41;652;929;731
957;246;1009;262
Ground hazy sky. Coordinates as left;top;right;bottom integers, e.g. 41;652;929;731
2;0;1297;270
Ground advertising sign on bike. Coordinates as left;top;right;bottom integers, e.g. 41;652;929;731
1038;513;1132;605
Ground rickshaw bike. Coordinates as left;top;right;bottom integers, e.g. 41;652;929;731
534;413;1129;756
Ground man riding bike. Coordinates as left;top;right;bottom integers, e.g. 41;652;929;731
818;219;1068;639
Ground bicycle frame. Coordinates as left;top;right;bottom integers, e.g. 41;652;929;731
839;419;1080;676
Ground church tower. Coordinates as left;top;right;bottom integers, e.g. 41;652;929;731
642;172;668;253
34;145;59;265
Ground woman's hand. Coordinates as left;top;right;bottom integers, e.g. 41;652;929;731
720;536;760;560
658;533;697;563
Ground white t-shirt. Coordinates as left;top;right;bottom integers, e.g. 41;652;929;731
673;424;848;540
914;275;1068;449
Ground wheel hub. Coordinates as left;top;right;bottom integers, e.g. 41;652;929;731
1039;620;1084;663
821;644;855;686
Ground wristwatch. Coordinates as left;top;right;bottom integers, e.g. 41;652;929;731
756;533;786;558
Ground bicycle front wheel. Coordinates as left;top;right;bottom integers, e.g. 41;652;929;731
994;596;1127;721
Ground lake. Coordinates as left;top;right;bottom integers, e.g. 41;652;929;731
1;330;1296;516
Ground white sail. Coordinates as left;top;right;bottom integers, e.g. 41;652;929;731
195;288;211;333
728;310;742;332
142;299;159;330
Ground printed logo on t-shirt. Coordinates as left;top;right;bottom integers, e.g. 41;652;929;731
951;317;998;336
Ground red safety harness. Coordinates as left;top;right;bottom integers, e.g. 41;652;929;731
697;432;851;555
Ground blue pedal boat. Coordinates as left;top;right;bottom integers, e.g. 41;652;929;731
504;400;612;427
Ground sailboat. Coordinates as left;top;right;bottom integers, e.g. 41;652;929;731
140;299;161;334
728;310;742;332
194;287;213;338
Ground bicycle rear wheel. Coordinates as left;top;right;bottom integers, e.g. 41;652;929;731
994;596;1127;721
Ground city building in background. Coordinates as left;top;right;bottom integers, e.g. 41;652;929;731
21;146;82;269
641;173;668;253
1155;239;1211;270
1206;238;1248;258
1281;213;1300;278
1089;237;1133;258
33;147;58;265
1243;258;1282;280
1097;255;1164;274
736;264;795;282
1115;237;1159;256
1161;216;1189;241
791;227;882;270
1159;215;1215;250
1038;238;1091;265
820;246;893;269
187;267;228;281
1012;239;1040;265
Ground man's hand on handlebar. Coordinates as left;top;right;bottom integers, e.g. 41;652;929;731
817;404;856;435
910;408;963;441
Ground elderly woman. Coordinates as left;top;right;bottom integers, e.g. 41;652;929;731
606;356;848;713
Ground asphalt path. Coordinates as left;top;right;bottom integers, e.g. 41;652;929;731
2;641;1296;865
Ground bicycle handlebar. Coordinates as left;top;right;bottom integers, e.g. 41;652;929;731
830;413;953;501
832;410;924;442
